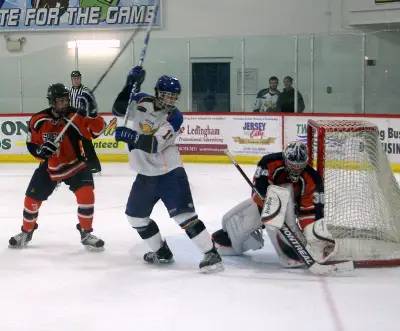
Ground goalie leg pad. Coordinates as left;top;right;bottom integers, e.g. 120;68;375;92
266;227;305;268
212;229;238;256
222;198;263;254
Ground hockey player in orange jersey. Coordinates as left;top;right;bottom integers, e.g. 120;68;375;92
8;83;106;251
212;142;336;268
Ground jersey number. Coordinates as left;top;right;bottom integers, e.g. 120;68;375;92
254;166;268;178
162;130;173;141
313;192;325;205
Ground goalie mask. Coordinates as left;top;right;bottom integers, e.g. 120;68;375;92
47;83;69;117
154;75;181;112
283;141;309;182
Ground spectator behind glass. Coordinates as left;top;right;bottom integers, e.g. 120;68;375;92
253;76;280;112
276;76;305;113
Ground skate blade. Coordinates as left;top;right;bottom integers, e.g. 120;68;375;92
8;244;27;249
145;258;175;264
158;257;174;264
84;245;105;252
8;241;29;249
200;262;224;274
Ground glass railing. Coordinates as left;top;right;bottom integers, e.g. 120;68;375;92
1;31;399;115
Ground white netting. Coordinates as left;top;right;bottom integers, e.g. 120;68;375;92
308;119;400;266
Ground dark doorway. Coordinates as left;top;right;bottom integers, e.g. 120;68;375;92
192;62;230;112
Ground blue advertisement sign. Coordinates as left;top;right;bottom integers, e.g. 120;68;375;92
0;0;161;30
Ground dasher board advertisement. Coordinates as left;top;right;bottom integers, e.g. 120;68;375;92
177;114;282;157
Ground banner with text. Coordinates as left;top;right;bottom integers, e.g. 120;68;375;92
0;115;127;154
2;114;400;165
283;116;400;164
177;115;282;156
0;0;161;30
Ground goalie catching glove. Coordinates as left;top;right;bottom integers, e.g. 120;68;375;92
303;219;336;263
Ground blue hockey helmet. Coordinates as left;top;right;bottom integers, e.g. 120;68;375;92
155;75;181;111
283;141;309;182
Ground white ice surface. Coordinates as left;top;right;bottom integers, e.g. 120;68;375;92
0;163;400;331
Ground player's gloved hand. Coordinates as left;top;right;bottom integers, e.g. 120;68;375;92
77;91;98;118
126;66;146;93
37;140;59;158
115;127;139;145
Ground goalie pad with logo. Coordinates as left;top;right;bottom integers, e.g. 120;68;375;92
261;184;337;263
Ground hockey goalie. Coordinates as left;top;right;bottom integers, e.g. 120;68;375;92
212;142;337;268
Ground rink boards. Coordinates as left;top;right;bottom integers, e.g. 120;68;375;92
1;112;400;172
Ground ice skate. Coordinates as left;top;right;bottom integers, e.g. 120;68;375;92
144;240;174;264
199;246;224;273
91;168;102;176
9;224;38;248
76;224;105;251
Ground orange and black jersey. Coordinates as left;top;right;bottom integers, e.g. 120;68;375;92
253;152;324;229
27;107;105;181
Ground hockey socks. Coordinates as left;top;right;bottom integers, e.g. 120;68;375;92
75;186;95;231
128;217;164;252
183;219;214;254
22;196;42;232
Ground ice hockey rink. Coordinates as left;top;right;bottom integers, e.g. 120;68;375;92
1;162;400;331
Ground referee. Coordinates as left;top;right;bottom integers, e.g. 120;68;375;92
69;70;102;174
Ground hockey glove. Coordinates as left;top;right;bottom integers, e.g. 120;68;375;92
115;127;139;145
115;127;157;153
126;66;146;93
77;91;98;118
37;141;59;158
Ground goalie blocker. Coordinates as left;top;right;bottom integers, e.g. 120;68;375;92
212;142;337;267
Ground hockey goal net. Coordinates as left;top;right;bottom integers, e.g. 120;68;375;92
307;119;400;267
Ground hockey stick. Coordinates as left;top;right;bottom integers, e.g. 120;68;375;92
54;28;141;144
224;149;354;276
123;0;161;126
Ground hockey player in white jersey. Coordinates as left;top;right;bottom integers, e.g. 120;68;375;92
113;66;223;273
212;142;336;268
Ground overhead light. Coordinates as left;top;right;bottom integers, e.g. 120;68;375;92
72;48;119;56
67;39;120;49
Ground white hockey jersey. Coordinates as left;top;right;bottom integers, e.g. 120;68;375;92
120;93;183;176
253;88;280;112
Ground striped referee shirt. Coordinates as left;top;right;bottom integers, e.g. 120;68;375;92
69;85;90;109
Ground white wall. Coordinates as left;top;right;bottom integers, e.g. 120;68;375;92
0;0;399;115
1;0;349;56
345;0;400;25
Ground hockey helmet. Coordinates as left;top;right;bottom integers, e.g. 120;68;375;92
283;141;309;182
47;83;69;116
71;70;81;78
154;75;181;112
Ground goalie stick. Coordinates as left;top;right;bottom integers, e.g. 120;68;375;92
123;0;161;126
224;149;354;276
55;27;142;144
